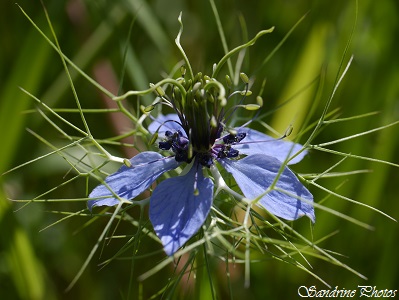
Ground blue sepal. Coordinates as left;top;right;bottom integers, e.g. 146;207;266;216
88;152;180;210
220;154;315;222
233;128;307;165
149;163;213;255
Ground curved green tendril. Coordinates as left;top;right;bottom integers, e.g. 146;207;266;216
212;27;275;78
175;12;194;81
112;78;186;101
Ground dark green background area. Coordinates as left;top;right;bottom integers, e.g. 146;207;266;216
1;0;398;299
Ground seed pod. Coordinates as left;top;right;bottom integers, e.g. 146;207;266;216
185;79;192;90
203;75;211;82
240;90;252;96
194;72;202;82
180;65;186;77
123;158;132;167
240;72;249;84
256;96;264;107
210;115;217;128
173;86;182;103
155;85;165;97
192;82;202;93
144;104;156;112
244;104;260;111
225;75;232;88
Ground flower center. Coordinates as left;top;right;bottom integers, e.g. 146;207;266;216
151;69;258;167
159;130;247;167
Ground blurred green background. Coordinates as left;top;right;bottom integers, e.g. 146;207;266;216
1;0;398;299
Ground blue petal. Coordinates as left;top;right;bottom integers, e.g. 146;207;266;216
149;163;213;255
88;152;180;210
233;127;307;164
219;154;315;222
148;113;184;135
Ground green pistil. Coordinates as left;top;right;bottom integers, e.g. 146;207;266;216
175;72;224;153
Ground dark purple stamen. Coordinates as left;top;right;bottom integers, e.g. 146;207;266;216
159;130;189;161
159;130;246;167
159;141;172;150
197;153;214;168
217;145;239;159
223;132;246;144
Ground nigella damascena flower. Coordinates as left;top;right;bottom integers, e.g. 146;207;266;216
88;72;315;256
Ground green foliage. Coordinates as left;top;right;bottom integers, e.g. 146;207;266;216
1;0;398;299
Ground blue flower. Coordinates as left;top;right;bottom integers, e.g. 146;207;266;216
88;73;315;256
